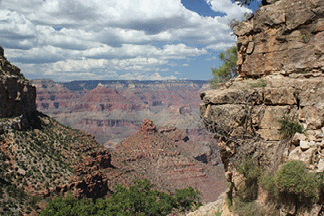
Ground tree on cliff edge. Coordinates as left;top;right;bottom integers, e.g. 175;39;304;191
210;46;238;88
235;0;270;6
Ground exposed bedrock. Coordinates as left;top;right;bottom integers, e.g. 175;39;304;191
201;74;324;215
0;46;36;118
234;0;324;78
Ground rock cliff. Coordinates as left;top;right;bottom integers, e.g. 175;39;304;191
201;0;324;215
0;46;36;118
235;0;324;78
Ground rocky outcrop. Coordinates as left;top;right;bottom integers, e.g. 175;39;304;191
201;1;324;215
141;118;157;135
0;46;36;118
114;119;226;202
201;74;324;216
235;0;324;78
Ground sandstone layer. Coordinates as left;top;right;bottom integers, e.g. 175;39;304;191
114;119;226;202
32;79;209;146
235;0;324;77
201;0;324;215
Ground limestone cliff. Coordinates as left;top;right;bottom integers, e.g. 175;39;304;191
235;0;324;77
201;0;324;215
0;46;36;118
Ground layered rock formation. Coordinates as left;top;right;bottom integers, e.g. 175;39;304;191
0;46;36;118
31;79;209;145
114;119;226;202
235;0;324;77
0;46;225;215
201;0;324;215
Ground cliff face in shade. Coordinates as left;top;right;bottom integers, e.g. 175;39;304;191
201;0;324;215
235;0;324;78
0;46;36;118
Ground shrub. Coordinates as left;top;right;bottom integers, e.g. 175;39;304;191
210;46;238;88
175;186;201;211
278;114;305;138
249;79;267;88
259;172;276;193
40;179;201;216
275;160;318;200
233;198;262;216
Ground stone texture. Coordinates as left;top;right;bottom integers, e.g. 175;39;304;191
291;132;307;145
300;141;311;151
199;1;324;214
0;48;36;118
234;0;324;78
201;76;324;215
317;159;324;172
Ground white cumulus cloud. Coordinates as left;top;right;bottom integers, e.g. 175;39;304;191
0;0;251;81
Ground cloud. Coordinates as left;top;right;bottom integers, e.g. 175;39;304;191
0;0;251;81
206;0;252;21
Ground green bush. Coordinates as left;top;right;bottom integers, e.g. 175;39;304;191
210;46;238;88
278;114;305;138
175;186;201;211
259;172;276;193
249;79;267;88
40;179;201;216
275;160;318;201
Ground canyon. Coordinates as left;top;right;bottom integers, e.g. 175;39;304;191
0;46;226;215
31;79;210;147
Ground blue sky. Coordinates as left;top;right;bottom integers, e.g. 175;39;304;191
0;0;259;81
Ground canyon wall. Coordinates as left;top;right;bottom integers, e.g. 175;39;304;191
201;0;324;215
0;46;36;118
235;0;324;78
32;79;210;146
0;46;225;215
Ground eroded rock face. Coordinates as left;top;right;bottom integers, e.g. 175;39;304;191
114;119;226;202
201;74;324;215
235;0;324;78
202;3;324;210
0;46;36;118
32;79;209;145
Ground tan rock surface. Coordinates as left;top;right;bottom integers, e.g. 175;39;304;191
234;0;324;78
201;76;324;215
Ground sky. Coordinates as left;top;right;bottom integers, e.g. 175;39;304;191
0;0;260;82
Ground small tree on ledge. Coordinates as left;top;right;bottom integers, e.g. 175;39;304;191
209;46;238;89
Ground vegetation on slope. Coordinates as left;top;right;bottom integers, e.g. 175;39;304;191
40;179;201;216
0;112;112;215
